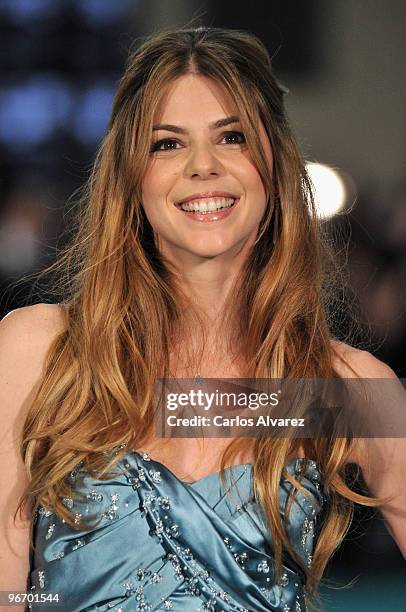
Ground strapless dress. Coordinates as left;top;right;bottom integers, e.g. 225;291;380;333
28;448;325;611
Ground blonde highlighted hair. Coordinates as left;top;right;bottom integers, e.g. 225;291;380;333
14;25;386;606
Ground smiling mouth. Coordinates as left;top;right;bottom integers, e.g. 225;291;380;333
175;196;237;214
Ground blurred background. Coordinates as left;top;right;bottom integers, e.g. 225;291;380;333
0;1;404;609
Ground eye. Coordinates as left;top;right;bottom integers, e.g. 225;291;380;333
149;131;246;154
150;138;181;153
221;131;246;145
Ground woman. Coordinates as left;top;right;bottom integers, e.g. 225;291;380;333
1;26;404;612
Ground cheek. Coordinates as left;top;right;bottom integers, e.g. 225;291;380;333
244;173;268;210
141;176;160;214
140;185;171;236
235;158;266;193
141;164;175;205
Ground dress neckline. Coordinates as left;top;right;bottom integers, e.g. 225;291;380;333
129;449;252;486
127;450;317;487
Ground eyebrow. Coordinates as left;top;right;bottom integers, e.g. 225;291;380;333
152;115;240;133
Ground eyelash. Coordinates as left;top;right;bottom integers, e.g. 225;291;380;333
150;131;246;153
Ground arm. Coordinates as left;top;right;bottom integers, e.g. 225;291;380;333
331;342;406;559
0;304;66;611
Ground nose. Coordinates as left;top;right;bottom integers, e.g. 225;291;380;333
184;144;225;179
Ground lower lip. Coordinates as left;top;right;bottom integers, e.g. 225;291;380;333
175;198;240;222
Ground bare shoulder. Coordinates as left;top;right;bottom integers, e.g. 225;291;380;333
0;303;68;389
1;301;67;338
0;303;67;593
329;339;400;466
330;339;398;379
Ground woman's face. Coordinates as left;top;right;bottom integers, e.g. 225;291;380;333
141;73;273;264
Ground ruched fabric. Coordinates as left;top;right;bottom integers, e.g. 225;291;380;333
28;449;325;611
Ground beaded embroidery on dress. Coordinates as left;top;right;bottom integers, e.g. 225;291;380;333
28;446;325;611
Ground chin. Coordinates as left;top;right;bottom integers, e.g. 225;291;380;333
192;241;237;255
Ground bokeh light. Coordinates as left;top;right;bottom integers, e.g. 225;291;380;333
306;162;347;219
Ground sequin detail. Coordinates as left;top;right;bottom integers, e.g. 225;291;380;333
38;506;53;518
62;497;74;509
45;523;55;540
301;517;314;550
87;489;103;502
103;492;120;521
38;571;45;589
257;560;270;573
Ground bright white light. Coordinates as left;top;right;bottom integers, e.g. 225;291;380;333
305;162;347;219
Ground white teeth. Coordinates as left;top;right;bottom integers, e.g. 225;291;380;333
179;197;236;213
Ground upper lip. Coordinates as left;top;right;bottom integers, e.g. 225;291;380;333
174;191;239;206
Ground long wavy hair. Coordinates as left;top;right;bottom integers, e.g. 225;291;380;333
15;25;386;604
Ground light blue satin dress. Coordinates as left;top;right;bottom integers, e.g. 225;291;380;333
28;447;325;611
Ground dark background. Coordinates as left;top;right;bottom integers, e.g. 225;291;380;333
0;2;405;609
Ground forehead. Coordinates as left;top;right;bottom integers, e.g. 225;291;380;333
153;73;240;122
